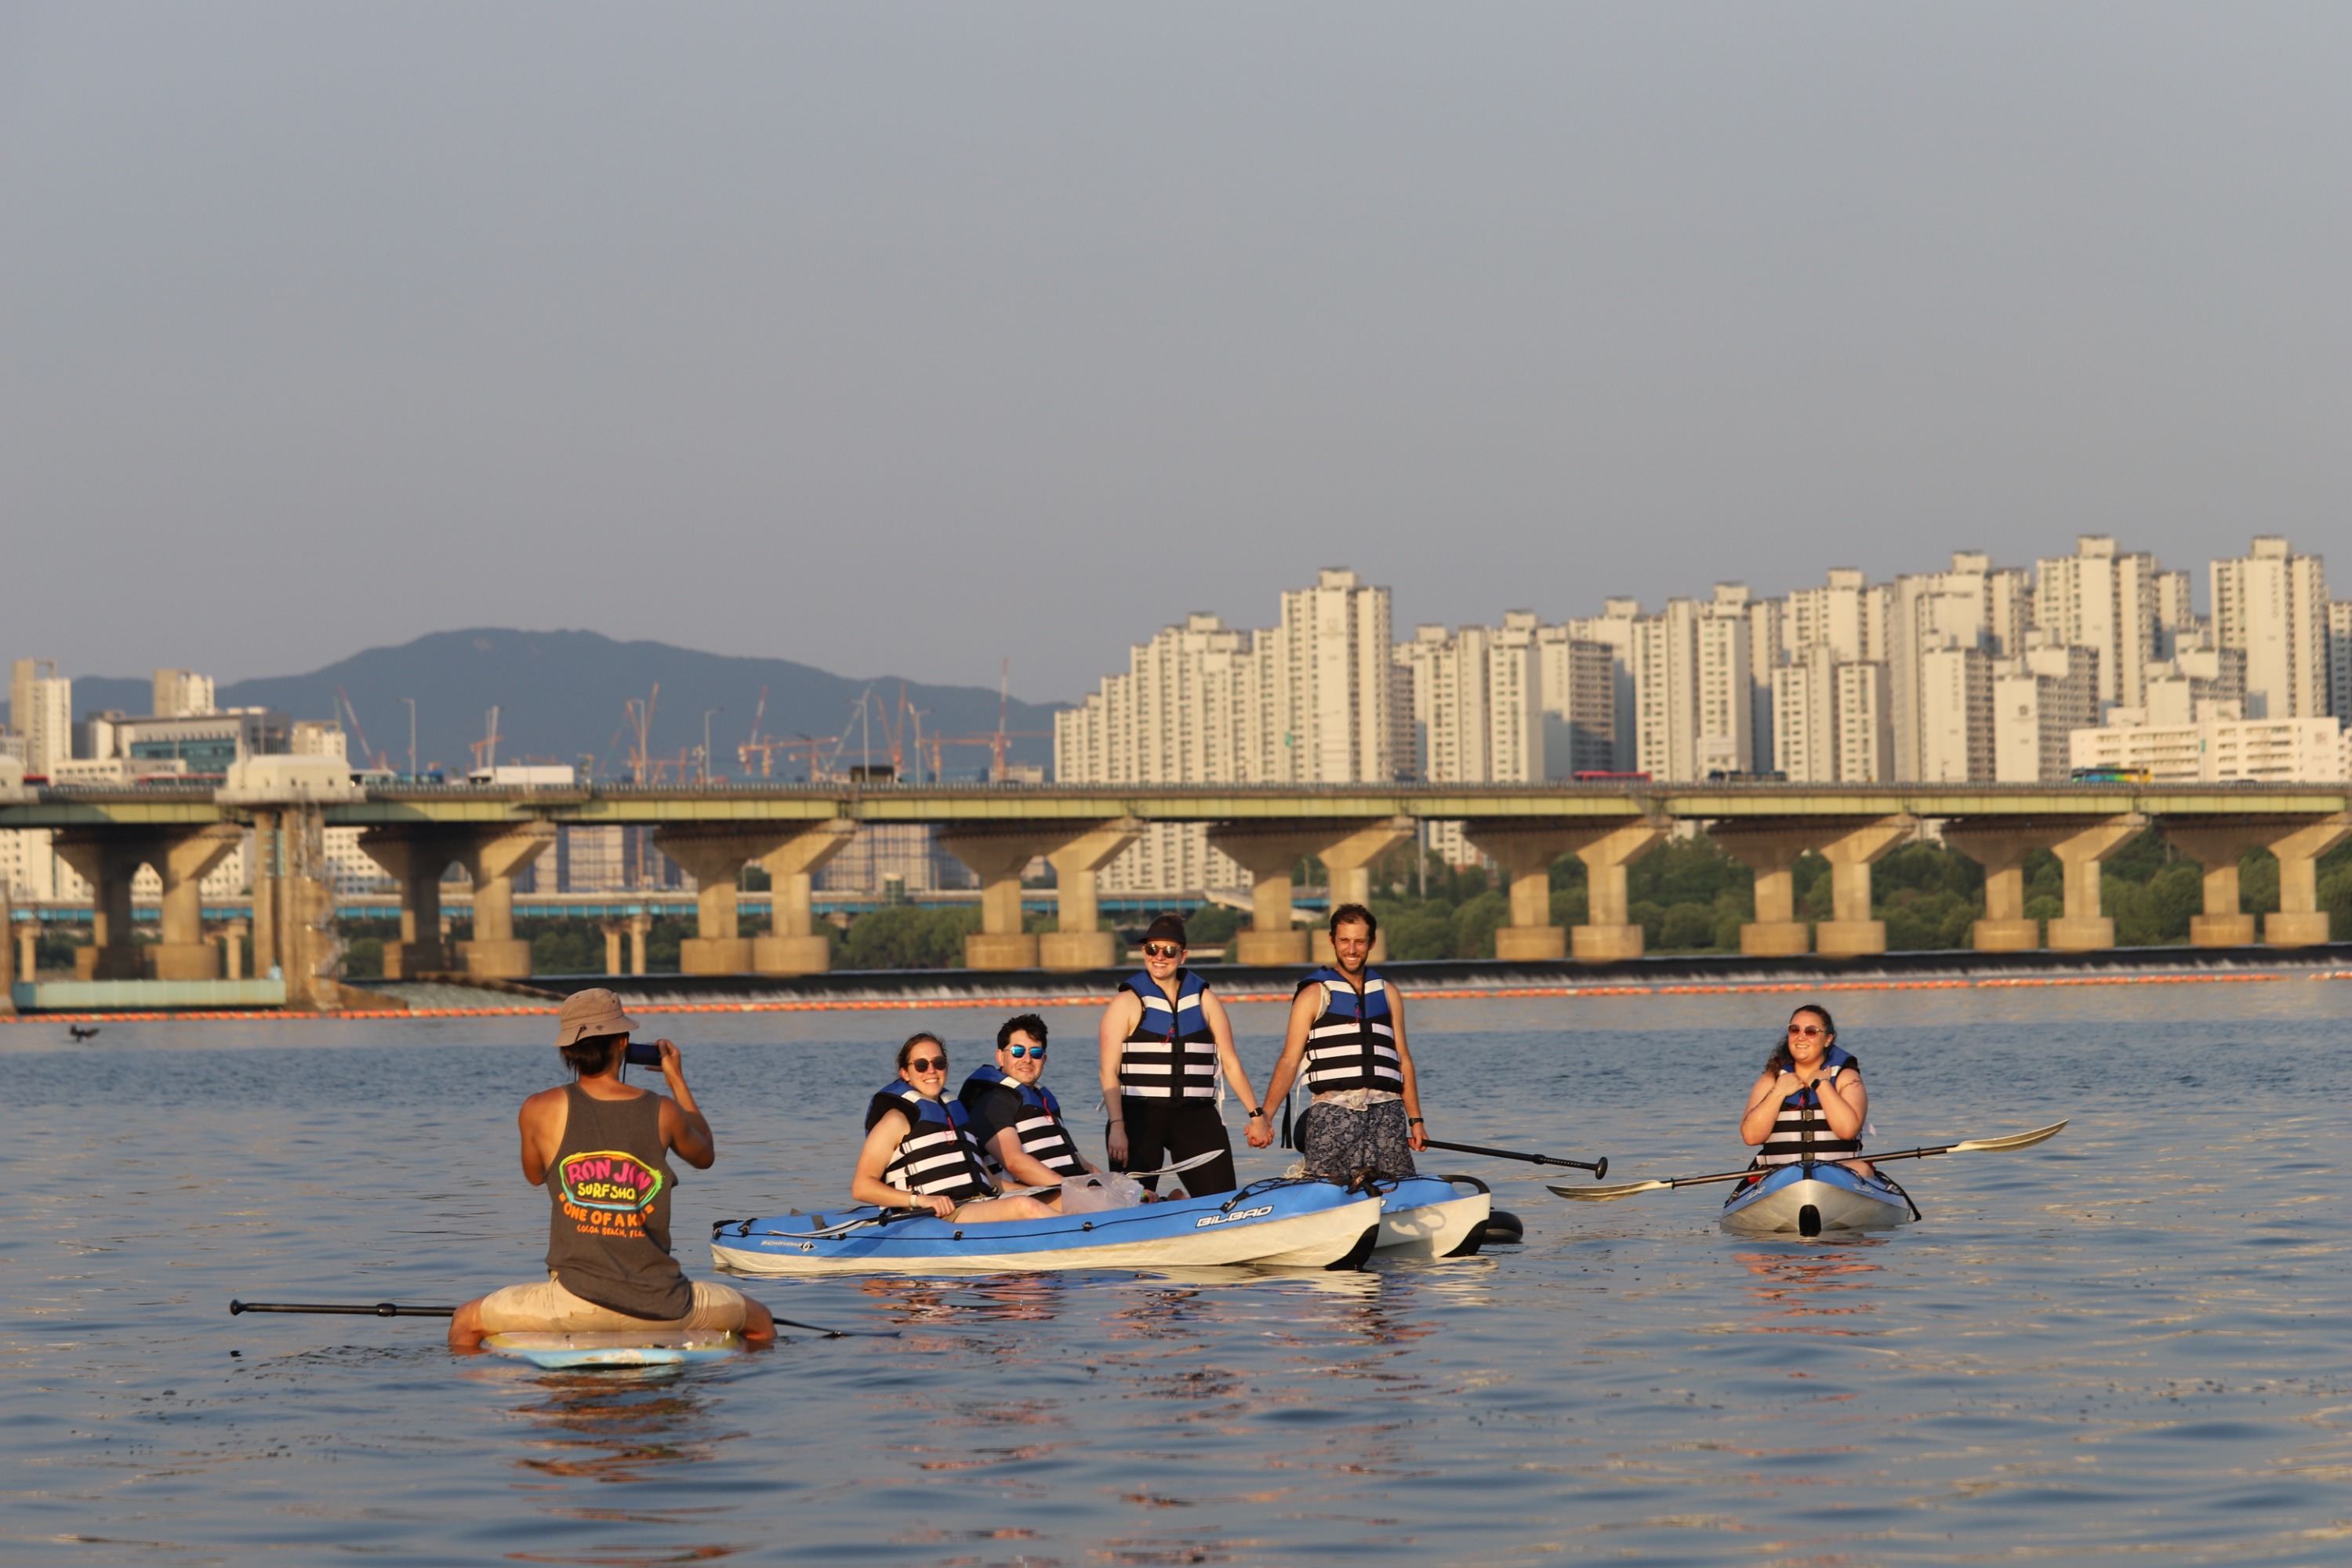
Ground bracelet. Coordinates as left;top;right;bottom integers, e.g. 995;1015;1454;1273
1408;1117;1424;1126
1247;1107;1264;1118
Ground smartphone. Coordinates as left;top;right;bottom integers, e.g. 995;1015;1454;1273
624;1040;663;1068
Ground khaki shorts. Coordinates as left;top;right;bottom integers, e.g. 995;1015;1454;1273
477;1272;750;1334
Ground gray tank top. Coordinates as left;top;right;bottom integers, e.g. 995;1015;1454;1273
543;1083;692;1321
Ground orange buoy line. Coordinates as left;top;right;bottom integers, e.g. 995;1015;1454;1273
3;965;2347;1026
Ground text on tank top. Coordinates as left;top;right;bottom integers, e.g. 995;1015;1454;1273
959;1066;1087;1178
1757;1047;1864;1166
1119;970;1219;1099
1298;967;1404;1096
544;1083;692;1321
867;1080;996;1202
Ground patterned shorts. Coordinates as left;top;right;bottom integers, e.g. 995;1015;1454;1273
1295;1097;1417;1181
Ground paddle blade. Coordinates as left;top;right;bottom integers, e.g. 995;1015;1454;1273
1549;1179;1668;1202
1950;1119;2068;1155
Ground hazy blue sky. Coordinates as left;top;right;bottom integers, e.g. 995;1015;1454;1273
3;4;2345;702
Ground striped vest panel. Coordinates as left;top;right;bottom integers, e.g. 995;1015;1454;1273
960;1066;1088;1178
1118;971;1220;1099
1757;1047;1864;1167
1298;967;1404;1096
867;1080;995;1201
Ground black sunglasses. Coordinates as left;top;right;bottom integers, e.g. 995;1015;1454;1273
906;1056;948;1073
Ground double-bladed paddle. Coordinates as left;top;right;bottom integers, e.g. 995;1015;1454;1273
1548;1119;2068;1202
1001;1149;1221;1198
1419;1138;1608;1180
227;1298;897;1339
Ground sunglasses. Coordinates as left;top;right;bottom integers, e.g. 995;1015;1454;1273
906;1057;948;1073
1787;1025;1827;1038
1001;1044;1046;1059
1142;942;1182;959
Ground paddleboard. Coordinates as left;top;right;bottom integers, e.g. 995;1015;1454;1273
483;1330;742;1369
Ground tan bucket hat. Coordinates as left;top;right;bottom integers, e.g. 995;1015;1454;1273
555;987;637;1048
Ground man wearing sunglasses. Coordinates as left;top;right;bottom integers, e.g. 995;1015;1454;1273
959;1013;1097;1186
1097;913;1266;1196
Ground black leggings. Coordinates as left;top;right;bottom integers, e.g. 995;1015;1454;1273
1111;1096;1237;1196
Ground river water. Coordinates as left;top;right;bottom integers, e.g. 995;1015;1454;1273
5;982;2349;1566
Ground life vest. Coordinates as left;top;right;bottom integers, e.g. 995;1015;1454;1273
1756;1047;1864;1167
866;1079;995;1202
1296;966;1403;1097
958;1064;1087;1178
1117;969;1219;1099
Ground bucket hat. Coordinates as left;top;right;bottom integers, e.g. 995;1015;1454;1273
555;987;637;1048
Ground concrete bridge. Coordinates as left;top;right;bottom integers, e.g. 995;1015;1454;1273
7;780;2348;1004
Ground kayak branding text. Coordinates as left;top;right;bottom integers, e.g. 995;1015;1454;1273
1195;1205;1275;1229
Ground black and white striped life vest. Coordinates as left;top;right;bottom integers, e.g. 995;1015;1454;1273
958;1064;1087;1178
1297;966;1404;1096
1117;970;1219;1100
1757;1047;1864;1167
866;1079;995;1202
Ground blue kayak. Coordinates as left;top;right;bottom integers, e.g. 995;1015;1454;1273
1719;1162;1918;1236
710;1178;1384;1276
1374;1174;1495;1257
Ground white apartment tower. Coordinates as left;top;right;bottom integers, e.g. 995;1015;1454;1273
1889;551;2031;781
1773;648;1892;783
2212;537;2329;720
1993;641;2097;782
1564;597;1641;771
1269;568;1394;784
1917;641;1994;782
1635;587;1753;780
151;669;217;718
9;659;72;775
1534;624;1617;775
2037;535;2162;713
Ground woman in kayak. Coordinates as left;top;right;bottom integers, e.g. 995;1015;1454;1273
855;1033;1062;1221
1740;1004;1871;1173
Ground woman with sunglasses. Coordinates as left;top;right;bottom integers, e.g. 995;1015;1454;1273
958;1013;1097;1186
1097;913;1265;1196
1740;1004;1871;1174
855;1033;1061;1221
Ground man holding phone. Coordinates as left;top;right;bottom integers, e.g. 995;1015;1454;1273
448;989;775;1350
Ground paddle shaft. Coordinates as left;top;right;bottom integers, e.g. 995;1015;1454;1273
1555;1120;2069;1200
1421;1138;1606;1178
231;1300;455;1317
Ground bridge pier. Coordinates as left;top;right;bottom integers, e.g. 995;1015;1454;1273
2263;818;2352;946
602;919;625;975
1040;818;1145;971
1569;821;1667;961
1309;818;1414;964
756;822;860;975
628;911;652;975
53;831;147;979
1704;826;1813;956
247;807;342;1009
154;824;245;979
1207;823;1348;966
652;827;796;975
220;917;248;979
938;825;1113;971
0;887;13;1014
456;824;557;979
361;828;478;978
2157;825;2272;946
2042;816;2143;950
1941;823;2067;951
1810;817;1915;956
1463;823;1609;961
17;918;38;982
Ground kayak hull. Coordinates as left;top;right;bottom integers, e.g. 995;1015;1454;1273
1719;1163;1915;1236
1375;1175;1493;1258
484;1330;740;1370
712;1180;1385;1276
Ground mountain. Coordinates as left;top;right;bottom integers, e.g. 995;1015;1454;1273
32;630;1065;781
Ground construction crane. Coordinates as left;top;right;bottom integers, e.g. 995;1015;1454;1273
468;706;503;774
336;686;389;771
736;687;769;777
622;685;659;784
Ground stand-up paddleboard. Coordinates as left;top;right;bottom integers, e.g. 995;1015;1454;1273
483;1330;742;1370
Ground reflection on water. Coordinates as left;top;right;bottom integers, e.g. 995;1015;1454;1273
4;985;2351;1564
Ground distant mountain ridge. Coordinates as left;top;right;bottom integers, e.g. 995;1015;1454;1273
27;630;1065;780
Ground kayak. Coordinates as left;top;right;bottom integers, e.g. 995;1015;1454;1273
484;1330;741;1370
1719;1162;1918;1237
710;1178;1384;1277
1374;1174;1494;1258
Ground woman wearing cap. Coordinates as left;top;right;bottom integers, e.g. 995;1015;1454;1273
448;989;776;1351
1097;913;1267;1196
855;1033;1062;1221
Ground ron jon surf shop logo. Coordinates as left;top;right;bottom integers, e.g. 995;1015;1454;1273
561;1151;664;1214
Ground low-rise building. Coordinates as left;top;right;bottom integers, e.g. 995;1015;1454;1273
2070;703;2351;783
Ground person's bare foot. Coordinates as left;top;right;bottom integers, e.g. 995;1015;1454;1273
447;1298;488;1354
741;1298;776;1347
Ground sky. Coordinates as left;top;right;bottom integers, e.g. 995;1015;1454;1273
2;4;2346;703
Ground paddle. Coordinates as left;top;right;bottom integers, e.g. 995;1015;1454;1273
227;1298;897;1339
1000;1150;1221;1198
1548;1120;2069;1202
1419;1138;1608;1180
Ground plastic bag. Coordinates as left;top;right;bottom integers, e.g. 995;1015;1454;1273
1059;1172;1148;1214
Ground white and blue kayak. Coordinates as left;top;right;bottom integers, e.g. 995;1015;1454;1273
1719;1162;1919;1237
1374;1174;1495;1258
484;1330;742;1370
710;1178;1384;1276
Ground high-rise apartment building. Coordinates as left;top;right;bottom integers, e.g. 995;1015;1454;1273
2212;537;2329;721
1564;597;1641;770
2037;535;2162;713
1888;552;2031;780
1635;587;1753;780
1773;647;1891;782
1534;625;1617;775
1917;641;1993;782
1993;641;2097;782
151;669;216;718
9;659;71;775
1058;569;1397;895
2329;601;2352;722
2141;646;2246;728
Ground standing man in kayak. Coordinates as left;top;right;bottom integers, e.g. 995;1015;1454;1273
449;989;775;1352
1258;904;1428;1181
1098;913;1265;1196
1740;1004;1871;1173
959;1013;1096;1186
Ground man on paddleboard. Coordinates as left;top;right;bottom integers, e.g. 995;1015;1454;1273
959;1014;1098;1186
448;989;775;1351
1258;904;1428;1181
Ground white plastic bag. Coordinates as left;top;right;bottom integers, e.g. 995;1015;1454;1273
1059;1172;1148;1213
